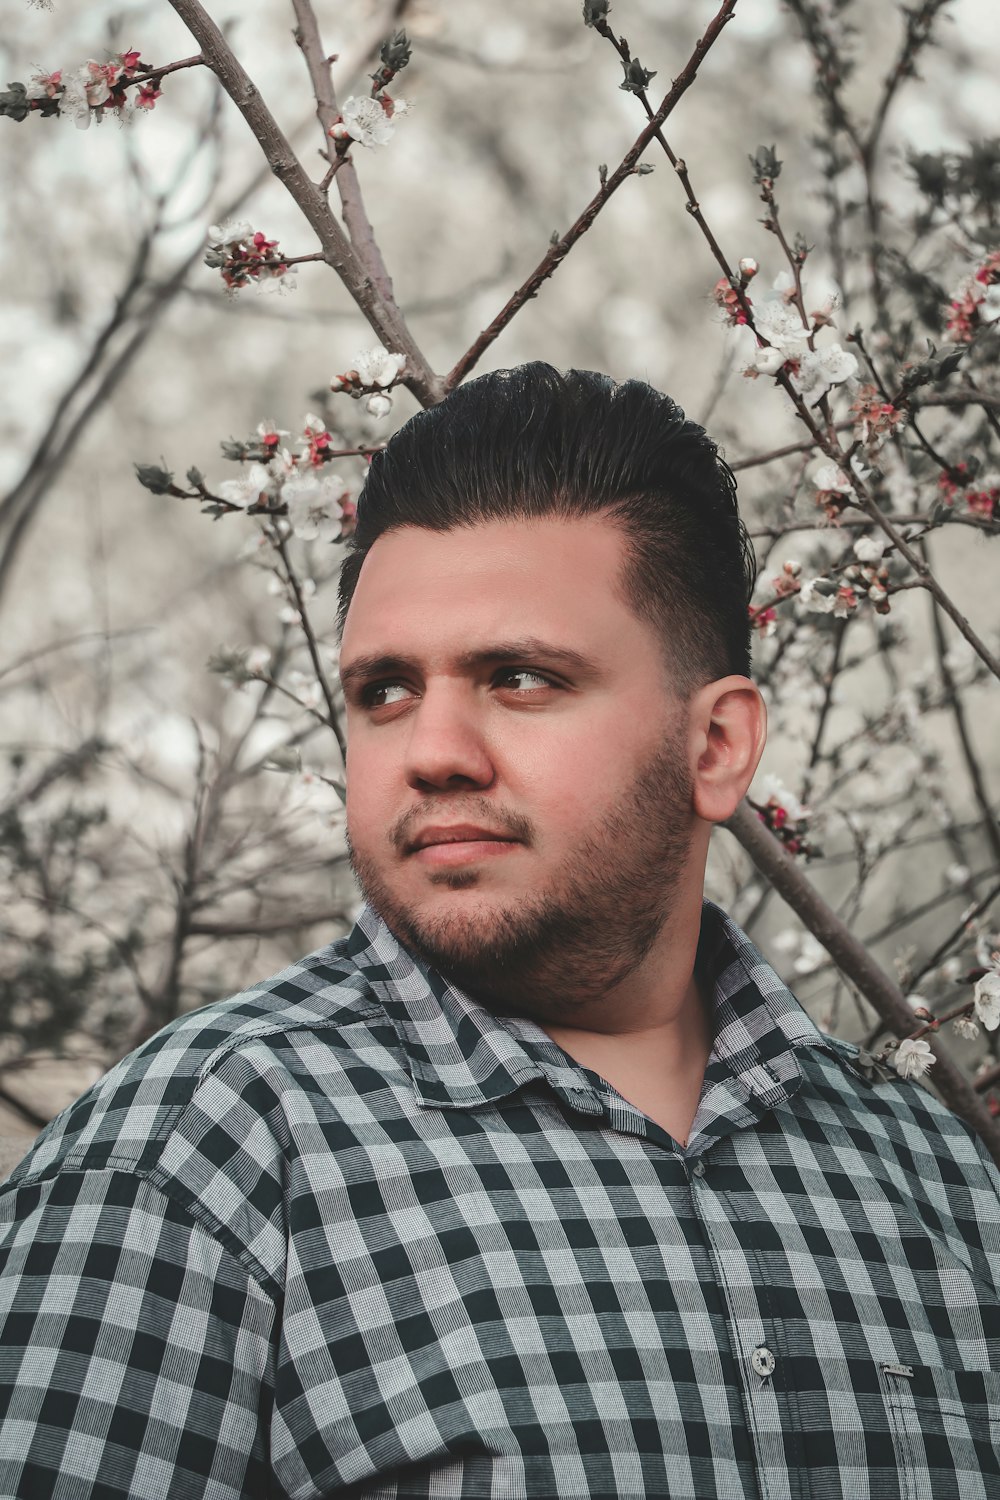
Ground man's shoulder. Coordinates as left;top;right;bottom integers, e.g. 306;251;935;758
4;929;387;1190
796;1031;1000;1204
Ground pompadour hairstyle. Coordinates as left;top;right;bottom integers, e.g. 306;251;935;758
336;362;756;698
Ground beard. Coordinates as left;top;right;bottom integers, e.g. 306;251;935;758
346;724;695;1023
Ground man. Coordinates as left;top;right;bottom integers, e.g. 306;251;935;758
1;362;998;1499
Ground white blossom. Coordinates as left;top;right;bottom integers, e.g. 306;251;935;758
832;587;857;619
792;934;826;976
771;270;798;304
59;70;95;128
281;472;344;543
749;346;787;376
208;219;254;246
752;298;810;353
216;463;274;508
853;535;886;563
975;933;1000;969
945;862;971;888
812;463;851;494
893;1037;934;1080
973;968;1000;1031
754;772;805;821
799;578;835;614
26;71;60;102
366;392;393;419
340;95;396;148
953;1015;980;1041
246;646;271;676
255;268;297;296
791;343;859;405
353;347;406;387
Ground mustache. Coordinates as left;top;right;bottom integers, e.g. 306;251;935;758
388;800;534;854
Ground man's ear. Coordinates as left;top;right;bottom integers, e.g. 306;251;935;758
688;676;767;824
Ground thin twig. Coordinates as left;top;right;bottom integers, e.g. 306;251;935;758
910;880;1000;993
124;53;206;88
922;535;1000;867
274;533;346;762
445;0;740;391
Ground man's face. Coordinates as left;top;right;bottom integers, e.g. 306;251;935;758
340;515;697;1020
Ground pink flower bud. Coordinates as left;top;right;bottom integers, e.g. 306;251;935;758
739;257;759;280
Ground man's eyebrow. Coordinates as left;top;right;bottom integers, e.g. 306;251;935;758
339;638;600;691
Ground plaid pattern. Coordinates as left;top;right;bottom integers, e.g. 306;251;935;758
2;898;1000;1498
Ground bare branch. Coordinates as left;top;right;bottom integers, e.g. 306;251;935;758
923;536;1000;867
445;0;739;391
274;534;346;763
290;0;399;307
168;0;443;405
724;800;1000;1167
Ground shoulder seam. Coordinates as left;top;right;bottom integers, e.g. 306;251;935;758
194;999;385;1083
2;1159;282;1301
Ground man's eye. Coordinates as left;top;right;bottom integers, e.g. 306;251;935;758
498;669;555;691
361;681;411;707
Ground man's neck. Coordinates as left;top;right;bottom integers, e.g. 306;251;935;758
539;962;714;1149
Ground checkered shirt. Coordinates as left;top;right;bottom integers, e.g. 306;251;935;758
2;898;1000;1499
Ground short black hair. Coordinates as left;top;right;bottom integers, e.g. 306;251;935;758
336;362;755;698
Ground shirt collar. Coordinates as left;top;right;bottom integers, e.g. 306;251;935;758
348;898;855;1147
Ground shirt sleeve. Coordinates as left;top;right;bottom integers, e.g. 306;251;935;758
0;1166;277;1499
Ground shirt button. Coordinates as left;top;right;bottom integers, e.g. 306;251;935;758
691;1160;706;1178
751;1346;776;1377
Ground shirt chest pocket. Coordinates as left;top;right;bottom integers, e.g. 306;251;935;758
881;1361;1000;1500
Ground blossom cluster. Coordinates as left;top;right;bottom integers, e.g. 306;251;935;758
749;559;801;637
750;774;818;859
205;221;294;294
803;530;892;619
850;385;908;452
714;276;751;327
215;415;355;542
328;93;410;150
938;463;999;521
886;933;1000;1081
330;347;407;418
944;250;1000;342
809;456;874;523
736;272;858;406
24;51;161;126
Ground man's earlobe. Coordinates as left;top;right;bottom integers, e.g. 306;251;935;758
691;677;767;824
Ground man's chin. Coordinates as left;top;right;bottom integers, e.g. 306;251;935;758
376;887;549;980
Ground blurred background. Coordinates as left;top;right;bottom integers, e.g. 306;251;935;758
1;0;998;1149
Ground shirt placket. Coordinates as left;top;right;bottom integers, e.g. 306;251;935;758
688;1155;799;1500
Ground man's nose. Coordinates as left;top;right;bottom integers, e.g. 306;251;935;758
402;685;496;791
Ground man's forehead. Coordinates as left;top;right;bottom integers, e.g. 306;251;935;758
343;516;628;613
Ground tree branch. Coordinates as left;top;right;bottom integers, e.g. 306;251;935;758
445;0;739;391
167;0;443;405
290;0;400;308
724;800;1000;1167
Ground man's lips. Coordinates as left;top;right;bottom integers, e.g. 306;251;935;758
407;825;523;866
